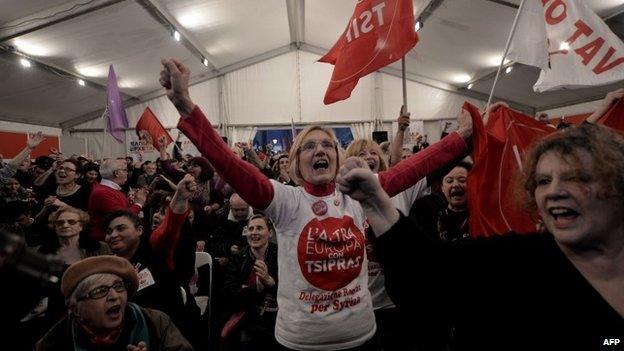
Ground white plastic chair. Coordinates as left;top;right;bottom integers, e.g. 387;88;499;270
191;251;213;340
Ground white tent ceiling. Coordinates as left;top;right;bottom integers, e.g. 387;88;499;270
1;0;624;128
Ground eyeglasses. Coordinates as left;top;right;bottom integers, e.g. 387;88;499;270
56;167;76;173
54;219;79;226
78;281;127;301
300;140;335;153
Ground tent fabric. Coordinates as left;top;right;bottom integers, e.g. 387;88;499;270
70;50;488;158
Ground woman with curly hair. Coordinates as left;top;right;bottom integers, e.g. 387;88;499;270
339;122;624;350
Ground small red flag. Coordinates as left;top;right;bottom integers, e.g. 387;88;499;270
319;0;418;105
464;102;555;237
135;107;173;151
598;98;624;131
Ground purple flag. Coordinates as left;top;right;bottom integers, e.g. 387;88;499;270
105;65;128;143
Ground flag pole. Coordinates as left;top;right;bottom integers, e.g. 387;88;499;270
101;106;108;163
401;56;408;111
486;0;527;109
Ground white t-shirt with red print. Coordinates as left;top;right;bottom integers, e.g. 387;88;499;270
265;180;376;351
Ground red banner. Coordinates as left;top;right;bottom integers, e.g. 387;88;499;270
319;0;417;104
0;131;59;159
135;107;173;151
465;102;554;237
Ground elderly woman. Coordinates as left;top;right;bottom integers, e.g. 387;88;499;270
337;123;624;350
19;208;111;348
222;214;279;350
37;255;193;350
160;59;471;350
39;207;110;264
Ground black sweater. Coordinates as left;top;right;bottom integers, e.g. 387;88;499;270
374;214;624;351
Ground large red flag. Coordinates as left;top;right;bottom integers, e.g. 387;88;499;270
465;102;555;237
319;0;418;104
135;107;173;151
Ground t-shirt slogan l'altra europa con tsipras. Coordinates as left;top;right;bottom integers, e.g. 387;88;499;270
265;180;376;351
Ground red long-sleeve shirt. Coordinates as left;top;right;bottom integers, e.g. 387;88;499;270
178;106;467;208
149;206;189;271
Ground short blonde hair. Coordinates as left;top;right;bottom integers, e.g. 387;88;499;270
345;139;388;172
288;125;343;186
49;207;90;230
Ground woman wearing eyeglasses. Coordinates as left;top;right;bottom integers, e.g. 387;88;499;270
34;159;92;211
20;207;112;350
159;59;473;350
39;207;111;265
36;255;193;350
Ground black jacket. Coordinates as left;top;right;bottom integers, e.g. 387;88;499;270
374;213;624;351
222;242;278;313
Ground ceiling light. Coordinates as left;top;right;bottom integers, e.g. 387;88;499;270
487;55;510;67
173;30;181;41
178;12;205;29
20;58;31;68
505;66;513;74
202;58;209;67
13;39;52;56
76;66;107;78
467;83;474;90
454;73;472;83
560;41;570;51
77;79;86;86
415;20;422;32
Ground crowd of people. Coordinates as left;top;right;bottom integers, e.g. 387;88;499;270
0;59;622;351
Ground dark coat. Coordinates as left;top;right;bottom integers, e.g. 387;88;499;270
375;213;624;351
36;306;193;350
222;242;278;313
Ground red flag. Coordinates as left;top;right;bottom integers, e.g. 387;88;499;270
598;98;624;131
464;102;555;237
135;107;173;151
320;0;417;104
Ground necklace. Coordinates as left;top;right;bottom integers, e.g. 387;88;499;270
57;183;80;197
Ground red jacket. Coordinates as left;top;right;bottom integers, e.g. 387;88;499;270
87;182;141;240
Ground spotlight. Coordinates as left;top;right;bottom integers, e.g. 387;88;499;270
77;79;86;86
20;58;31;68
505;66;513;74
202;58;209;67
467;83;474;90
415;20;422;32
173;30;181;41
560;41;570;51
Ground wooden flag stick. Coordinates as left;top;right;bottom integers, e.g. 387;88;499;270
486;0;526;110
401;56;408;111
